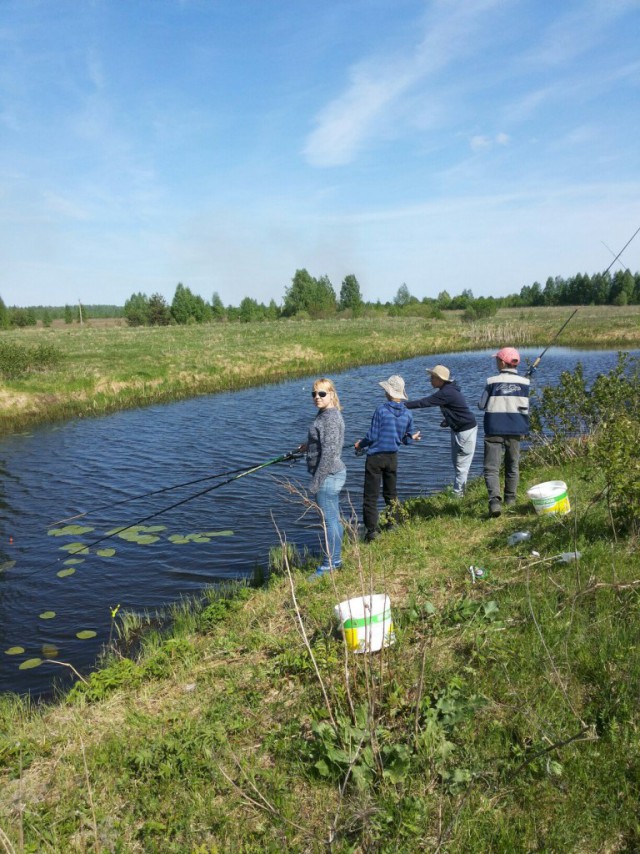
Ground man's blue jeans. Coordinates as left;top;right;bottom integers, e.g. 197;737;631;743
316;469;347;567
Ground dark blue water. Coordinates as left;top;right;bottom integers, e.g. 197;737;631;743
0;347;635;696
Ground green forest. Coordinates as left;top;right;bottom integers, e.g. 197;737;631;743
2;266;640;329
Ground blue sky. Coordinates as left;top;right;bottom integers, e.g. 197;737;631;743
1;0;639;308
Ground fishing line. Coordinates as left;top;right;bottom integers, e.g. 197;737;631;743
603;223;640;276
18;449;304;582
48;460;278;528
526;223;639;379
526;308;579;377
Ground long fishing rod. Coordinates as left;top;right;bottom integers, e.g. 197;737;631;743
526;308;579;377
601;241;626;271
603;224;640;276
21;448;304;581
525;223;639;378
48;460;281;528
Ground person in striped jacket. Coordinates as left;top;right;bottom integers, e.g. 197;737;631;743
478;347;530;518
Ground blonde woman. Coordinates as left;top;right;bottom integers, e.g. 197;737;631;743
303;378;347;576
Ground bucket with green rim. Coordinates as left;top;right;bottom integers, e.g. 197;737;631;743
526;480;570;515
334;594;394;653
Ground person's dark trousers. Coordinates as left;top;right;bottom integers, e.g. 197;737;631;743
363;452;398;538
483;435;521;505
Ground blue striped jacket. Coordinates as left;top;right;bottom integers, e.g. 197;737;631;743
478;368;530;436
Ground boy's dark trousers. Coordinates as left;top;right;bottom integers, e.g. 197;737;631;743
363;452;398;538
483;435;521;505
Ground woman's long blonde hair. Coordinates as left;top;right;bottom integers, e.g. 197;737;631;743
313;377;343;411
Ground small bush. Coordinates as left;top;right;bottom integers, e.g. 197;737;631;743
530;352;640;533
0;340;61;378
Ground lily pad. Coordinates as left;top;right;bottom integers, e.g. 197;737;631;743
19;658;42;670
39;611;56;620
109;524;166;542
63;558;85;566
48;524;94;537
168;535;191;544
42;644;59;659
96;548;116;557
5;646;25;655
134;535;160;545
60;543;90;554
76;630;97;640
105;526;128;537
57;567;76;578
0;560;16;572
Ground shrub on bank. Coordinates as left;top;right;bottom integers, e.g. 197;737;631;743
0;340;61;378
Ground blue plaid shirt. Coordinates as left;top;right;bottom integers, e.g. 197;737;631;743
359;401;415;455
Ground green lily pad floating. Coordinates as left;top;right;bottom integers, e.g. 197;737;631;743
42;644;59;659
76;630;97;640
0;560;16;572
63;558;85;566
48;524;94;537
5;646;25;655
57;567;76;578
19;658;42;670
107;524;166;543
169;530;234;544
96;548;116;557
134;535;160;545
60;542;90;554
39;611;56;620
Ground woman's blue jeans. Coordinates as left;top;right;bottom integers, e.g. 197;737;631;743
316;469;347;567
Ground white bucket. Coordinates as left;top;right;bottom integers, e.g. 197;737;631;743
526;480;570;515
334;594;394;654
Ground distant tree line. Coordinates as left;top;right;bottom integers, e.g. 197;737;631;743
2;267;639;330
121;272;367;326
0;301;124;329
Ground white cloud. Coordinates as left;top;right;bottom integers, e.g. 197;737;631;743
469;133;510;151
302;0;504;167
470;135;491;151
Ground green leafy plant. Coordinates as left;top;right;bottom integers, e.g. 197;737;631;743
0;340;61;378
530;353;640;532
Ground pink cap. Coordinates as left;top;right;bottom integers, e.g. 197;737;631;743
493;347;520;366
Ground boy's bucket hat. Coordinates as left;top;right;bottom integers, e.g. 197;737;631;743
426;365;451;382
493;347;520;366
379;375;408;400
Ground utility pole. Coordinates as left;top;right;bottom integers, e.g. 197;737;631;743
78;299;83;326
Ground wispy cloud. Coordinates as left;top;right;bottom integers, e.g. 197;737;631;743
470;133;510;151
302;0;503;167
523;0;640;69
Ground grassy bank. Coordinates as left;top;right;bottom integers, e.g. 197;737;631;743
1;305;639;432
1;449;638;852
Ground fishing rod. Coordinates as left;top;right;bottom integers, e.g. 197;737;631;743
526;308;579;377
525;224;639;379
601;241;626;272
21;448;305;581
603;224;640;276
48;459;283;528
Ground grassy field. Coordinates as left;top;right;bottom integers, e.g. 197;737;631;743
1;450;638;852
1;305;639;433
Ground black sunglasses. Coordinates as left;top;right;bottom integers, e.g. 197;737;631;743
311;390;328;398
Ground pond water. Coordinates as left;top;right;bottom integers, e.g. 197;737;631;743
0;347;636;697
